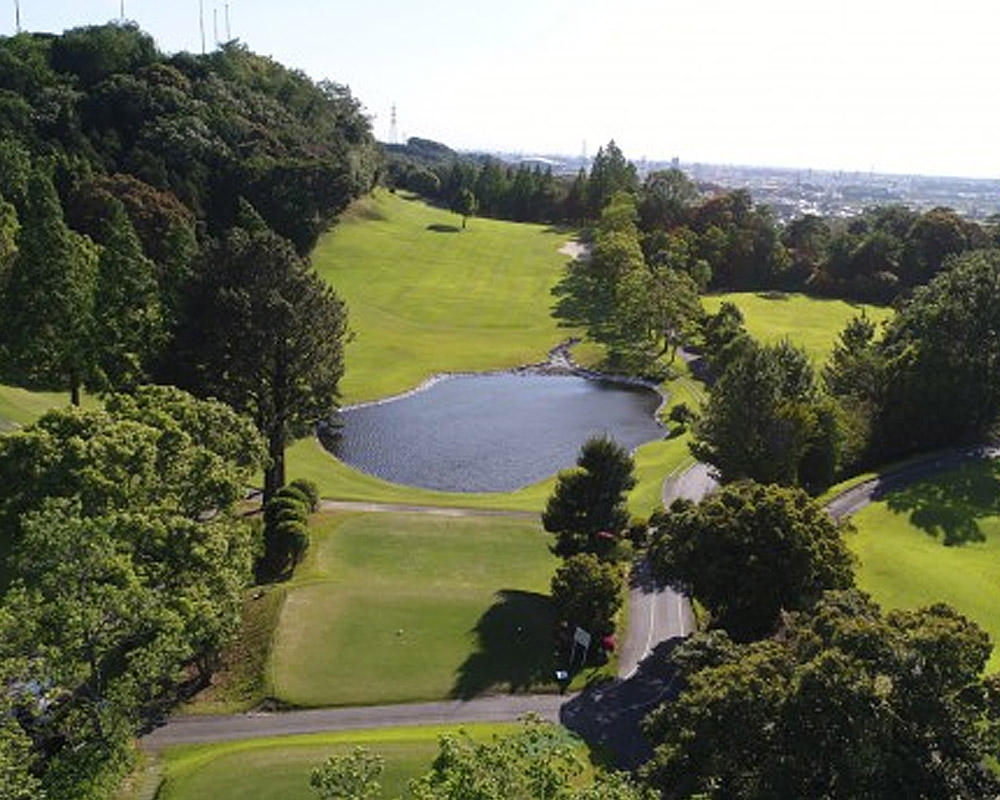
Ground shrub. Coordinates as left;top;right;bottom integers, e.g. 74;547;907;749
288;478;320;511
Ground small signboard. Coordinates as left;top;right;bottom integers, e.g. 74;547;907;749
573;626;592;649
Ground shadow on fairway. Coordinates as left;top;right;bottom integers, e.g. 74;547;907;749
426;223;461;233
886;460;1000;546
450;590;556;700
560;638;685;770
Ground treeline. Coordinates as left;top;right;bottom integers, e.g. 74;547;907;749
692;247;1000;493
393;136;998;305
0;23;372;797
0;22;376;495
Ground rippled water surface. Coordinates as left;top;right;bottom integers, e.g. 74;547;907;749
327;373;664;492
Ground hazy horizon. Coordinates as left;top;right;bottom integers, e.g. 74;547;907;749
5;0;1000;181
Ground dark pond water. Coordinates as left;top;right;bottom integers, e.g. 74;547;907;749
326;373;664;492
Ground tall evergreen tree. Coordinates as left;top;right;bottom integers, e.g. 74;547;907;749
91;199;164;391
0;169;96;405
174;220;348;502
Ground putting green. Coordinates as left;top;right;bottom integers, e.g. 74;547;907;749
702;292;892;364
269;512;559;706
849;459;1000;672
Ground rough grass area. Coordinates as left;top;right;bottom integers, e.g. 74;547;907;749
156;723;521;800
313;191;578;404
702;292;893;364
849;459;1000;672
269;512;559;706
182;584;288;714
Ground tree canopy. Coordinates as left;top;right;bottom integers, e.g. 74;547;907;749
0;386;264;795
643;591;1000;799
649;481;854;641
542;436;636;559
170;220;348;501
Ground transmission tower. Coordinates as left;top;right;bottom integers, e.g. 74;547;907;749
388;103;399;145
224;2;231;40
14;0;21;32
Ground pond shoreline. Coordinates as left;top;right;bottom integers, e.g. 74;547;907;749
340;339;668;418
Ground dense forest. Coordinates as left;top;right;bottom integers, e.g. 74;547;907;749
0;23;377;796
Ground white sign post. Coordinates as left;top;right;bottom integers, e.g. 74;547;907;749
571;626;592;671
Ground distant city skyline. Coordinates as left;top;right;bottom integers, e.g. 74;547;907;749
5;0;1000;180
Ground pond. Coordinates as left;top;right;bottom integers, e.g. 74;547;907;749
325;372;665;492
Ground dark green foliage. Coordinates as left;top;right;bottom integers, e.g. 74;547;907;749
550;553;624;640
0;25;376;248
0;168;97;404
642;591;1000;799
90;198;164;391
262;482;313;578
451;187;477;228
171;223;348;502
872;249;1000;458
408;715;654;799
542;436;637;559
289;478;320;511
586;140;638;216
692;338;839;491
649;482;854;641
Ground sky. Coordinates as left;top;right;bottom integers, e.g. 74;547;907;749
5;0;1000;178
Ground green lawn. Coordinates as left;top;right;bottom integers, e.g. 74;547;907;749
314;191;578;404
849;459;1000;672
157;723;520;800
0;383;96;430
702;291;893;364
268;512;560;706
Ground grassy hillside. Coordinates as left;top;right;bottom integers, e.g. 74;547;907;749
702;292;893;364
313;191;578;404
849;459;1000;672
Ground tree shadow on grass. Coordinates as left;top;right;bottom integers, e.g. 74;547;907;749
550;262;615;339
885;460;1000;546
426;223;461;233
450;590;556;700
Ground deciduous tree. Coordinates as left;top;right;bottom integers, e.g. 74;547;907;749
643;592;1000;799
649;481;854;640
551;553;624;640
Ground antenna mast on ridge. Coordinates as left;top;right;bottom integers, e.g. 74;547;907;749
213;4;219;46
14;0;21;32
199;0;206;53
224;2;231;40
389;104;399;145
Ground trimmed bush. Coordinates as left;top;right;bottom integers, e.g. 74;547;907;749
288;478;320;511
